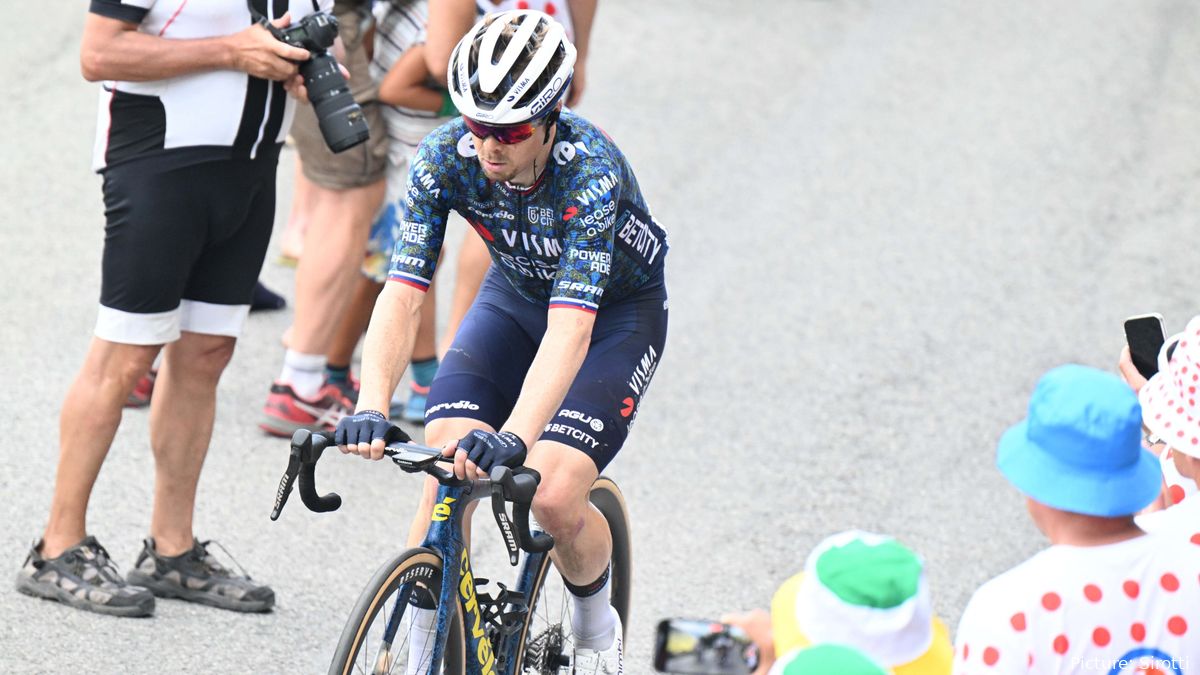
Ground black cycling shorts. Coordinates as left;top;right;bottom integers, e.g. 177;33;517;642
96;148;280;344
424;268;668;471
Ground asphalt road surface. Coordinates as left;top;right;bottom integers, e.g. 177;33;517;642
4;1;1200;672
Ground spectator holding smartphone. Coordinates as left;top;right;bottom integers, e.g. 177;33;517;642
722;530;953;675
1124;316;1200;533
954;364;1200;673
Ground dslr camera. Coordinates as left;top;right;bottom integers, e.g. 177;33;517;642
253;5;370;153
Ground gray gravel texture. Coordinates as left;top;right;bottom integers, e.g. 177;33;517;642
4;0;1200;672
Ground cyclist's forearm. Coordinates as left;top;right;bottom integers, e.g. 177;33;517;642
503;310;594;447
356;283;424;415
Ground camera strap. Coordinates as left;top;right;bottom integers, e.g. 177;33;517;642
245;1;322;36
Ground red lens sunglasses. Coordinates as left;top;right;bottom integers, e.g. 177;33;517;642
463;117;537;145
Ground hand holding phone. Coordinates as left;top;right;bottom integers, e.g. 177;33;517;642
654;618;759;674
1124;313;1166;380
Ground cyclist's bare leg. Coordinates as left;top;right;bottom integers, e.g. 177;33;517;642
148;331;236;555
42;338;161;557
524;440;609;586
405;417;494;547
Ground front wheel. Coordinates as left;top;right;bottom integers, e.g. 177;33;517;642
515;477;633;674
329;548;465;675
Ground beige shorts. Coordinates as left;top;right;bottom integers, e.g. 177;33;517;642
291;6;388;189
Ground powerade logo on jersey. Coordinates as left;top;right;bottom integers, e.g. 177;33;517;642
529;77;563;116
615;202;666;267
401;220;427;245
570;250;611;274
459;551;496;674
575;171;619;207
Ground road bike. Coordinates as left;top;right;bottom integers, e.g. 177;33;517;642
271;430;632;674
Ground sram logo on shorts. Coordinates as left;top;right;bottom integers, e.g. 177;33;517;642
557;409;605;432
427;400;481;415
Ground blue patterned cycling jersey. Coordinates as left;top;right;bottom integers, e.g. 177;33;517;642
387;112;668;312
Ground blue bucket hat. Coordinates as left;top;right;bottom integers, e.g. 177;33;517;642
997;364;1162;517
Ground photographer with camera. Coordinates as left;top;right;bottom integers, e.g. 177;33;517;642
259;0;392;437
15;0;335;618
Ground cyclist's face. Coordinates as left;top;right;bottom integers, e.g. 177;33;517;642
470;126;549;185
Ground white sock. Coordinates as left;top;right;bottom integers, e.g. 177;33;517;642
280;350;326;400
406;607;437;675
569;571;616;650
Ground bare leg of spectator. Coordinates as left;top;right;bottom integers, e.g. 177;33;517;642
146;331;235;555
42;339;160;557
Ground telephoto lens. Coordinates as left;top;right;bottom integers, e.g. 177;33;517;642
301;52;370;153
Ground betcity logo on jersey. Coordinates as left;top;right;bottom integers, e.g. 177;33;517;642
628;345;658;396
557;409;605;432
527;206;555;227
616;211;665;266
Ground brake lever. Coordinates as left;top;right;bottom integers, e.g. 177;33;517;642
490;466;523;566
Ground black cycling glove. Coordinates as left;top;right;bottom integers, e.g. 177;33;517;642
457;430;527;472
334;410;411;447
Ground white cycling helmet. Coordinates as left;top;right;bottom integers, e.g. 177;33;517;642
448;10;577;125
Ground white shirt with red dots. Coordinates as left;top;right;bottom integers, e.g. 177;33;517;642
954;530;1200;674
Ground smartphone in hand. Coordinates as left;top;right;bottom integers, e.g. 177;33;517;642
1124;313;1166;380
653;618;758;674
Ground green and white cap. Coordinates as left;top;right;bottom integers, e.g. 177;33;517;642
768;644;890;675
771;531;952;673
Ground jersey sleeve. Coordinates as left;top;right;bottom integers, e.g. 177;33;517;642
550;162;621;313
89;0;154;23
387;141;451;292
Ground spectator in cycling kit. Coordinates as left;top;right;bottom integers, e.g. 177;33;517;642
15;0;332;618
335;9;666;673
954;365;1200;674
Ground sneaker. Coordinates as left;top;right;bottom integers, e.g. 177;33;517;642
125;369;157;408
393;383;428;425
126;538;274;613
573;607;624;674
259;381;352;438
14;536;155;617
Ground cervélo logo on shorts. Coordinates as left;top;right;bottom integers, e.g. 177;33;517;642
427;400;481;415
